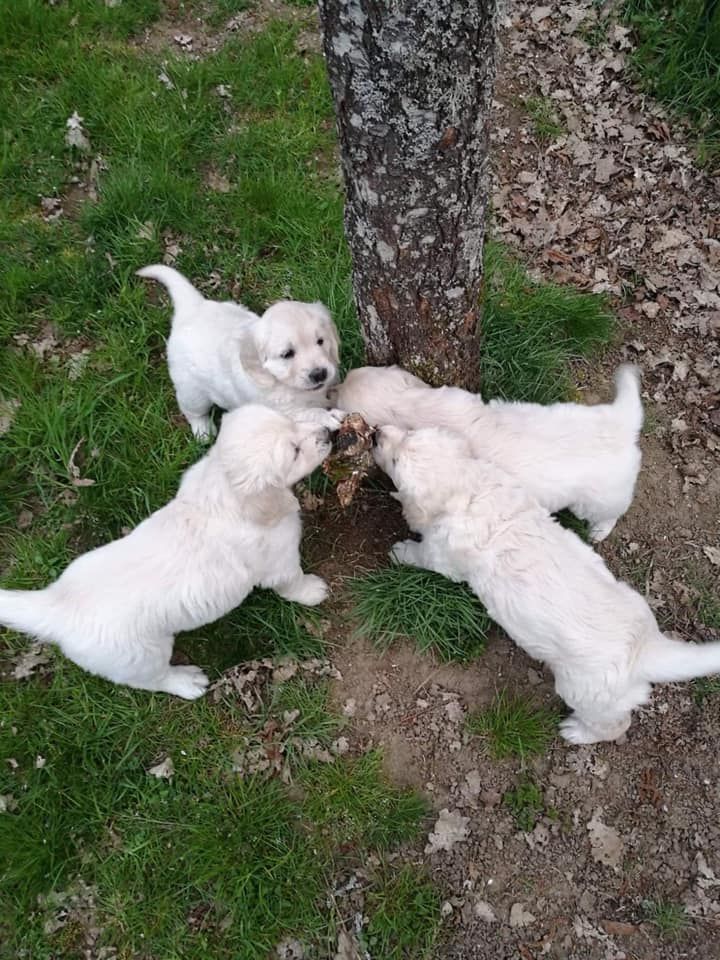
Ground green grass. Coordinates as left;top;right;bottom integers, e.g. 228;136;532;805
623;0;720;167
468;690;561;759
642;898;690;939
523;96;567;142
300;751;428;849
481;242;615;404
362;864;442;960
503;777;547;833
555;509;591;542
0;664;428;958
350;565;492;661
697;586;720;632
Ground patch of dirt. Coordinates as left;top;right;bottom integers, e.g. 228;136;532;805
132;0;317;58
302;480;408;587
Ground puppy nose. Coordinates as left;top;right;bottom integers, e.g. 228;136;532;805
309;367;328;385
372;428;381;447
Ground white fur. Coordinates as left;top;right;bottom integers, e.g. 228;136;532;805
333;365;643;541
138;265;344;438
374;425;720;744
0;406;332;699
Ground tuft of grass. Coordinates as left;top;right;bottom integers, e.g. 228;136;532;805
468;690;561;759
350;565;491;662
481;242;615;404
523;95;567;142
642;899;690;939
692;676;720;704
623;0;720;167
300;752;428;850
555;509;591;542
362;864;442;960
504;777;547;833
696;587;720;633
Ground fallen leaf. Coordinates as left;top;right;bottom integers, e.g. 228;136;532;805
702;546;720;566
530;6;552;23
334;930;362;960
40;196;63;221
474;899;497;922
0;795;18;813
66;438;95;487
587;808;624;871
0;398;20;435
424;808;469;853
509;902;536;927
594;157;617;184
11;644;52;680
206;169;231;193
65;111;91;152
147;756;174;779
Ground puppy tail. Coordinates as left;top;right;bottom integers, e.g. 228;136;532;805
0;588;57;643
136;264;204;313
637;633;720;684
612;364;643;435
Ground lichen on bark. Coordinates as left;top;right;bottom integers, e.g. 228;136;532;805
319;0;499;388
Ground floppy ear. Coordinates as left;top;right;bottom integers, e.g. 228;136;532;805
238;327;275;389
314;303;340;366
217;436;300;524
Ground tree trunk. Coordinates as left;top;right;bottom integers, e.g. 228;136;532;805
319;0;498;389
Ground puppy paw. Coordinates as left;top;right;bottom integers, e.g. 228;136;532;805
187;415;216;441
559;716;598;745
163;665;209;700
319;408;347;431
588;518;616;542
390;539;421;566
277;574;329;606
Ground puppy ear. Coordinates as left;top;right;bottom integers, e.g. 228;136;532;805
238;328;275;388
314;303;340;366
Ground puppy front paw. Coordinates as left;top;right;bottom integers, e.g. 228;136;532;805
163;665;209;700
292;408;346;430
277;573;329;606
390;539;421;566
321;408;347;431
559;715;598;745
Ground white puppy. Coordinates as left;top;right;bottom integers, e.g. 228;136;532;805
0;406;331;699
333;365;643;541
374;424;720;744
138;264;343;438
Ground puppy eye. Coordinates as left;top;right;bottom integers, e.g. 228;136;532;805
317;338;324;346
281;348;295;360
293;445;300;458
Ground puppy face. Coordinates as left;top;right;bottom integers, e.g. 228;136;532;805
248;301;340;394
373;425;473;525
218;405;331;491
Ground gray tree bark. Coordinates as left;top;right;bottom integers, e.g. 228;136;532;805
318;0;499;388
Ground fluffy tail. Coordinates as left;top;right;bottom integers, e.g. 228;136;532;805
0;588;57;643
612;364;643;435
136;264;204;313
636;634;720;684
